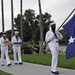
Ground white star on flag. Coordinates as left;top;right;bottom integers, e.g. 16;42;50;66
69;36;75;44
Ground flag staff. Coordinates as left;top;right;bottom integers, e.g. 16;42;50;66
58;8;75;30
11;0;14;37
20;0;23;42
1;0;4;32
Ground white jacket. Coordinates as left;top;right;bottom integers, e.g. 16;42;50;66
0;37;9;47
11;36;22;47
45;30;63;47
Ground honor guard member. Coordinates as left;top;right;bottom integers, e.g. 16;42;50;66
11;31;23;65
45;22;63;74
0;32;11;66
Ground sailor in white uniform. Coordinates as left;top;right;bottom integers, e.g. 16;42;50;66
45;22;63;74
0;32;11;66
11;31;23;65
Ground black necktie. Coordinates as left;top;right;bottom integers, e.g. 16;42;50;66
3;37;6;40
15;36;18;41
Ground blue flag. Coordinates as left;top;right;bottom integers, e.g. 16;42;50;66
63;14;75;59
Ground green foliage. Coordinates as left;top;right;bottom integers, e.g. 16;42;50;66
21;42;40;54
21;43;32;54
6;30;11;41
59;29;68;45
0;70;12;75
9;54;75;69
24;9;35;25
58;55;75;69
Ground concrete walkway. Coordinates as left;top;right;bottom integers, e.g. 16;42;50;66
0;60;75;75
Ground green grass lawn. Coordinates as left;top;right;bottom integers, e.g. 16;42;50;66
0;70;12;75
9;54;75;69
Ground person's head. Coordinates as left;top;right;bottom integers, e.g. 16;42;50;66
14;31;19;36
2;32;7;37
49;21;56;32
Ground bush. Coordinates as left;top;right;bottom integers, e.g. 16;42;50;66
21;42;40;54
21;43;32;54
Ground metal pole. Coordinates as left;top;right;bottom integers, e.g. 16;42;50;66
20;0;23;42
38;0;43;54
1;0;4;32
11;0;14;37
58;8;75;30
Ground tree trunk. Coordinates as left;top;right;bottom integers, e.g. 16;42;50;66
38;0;43;54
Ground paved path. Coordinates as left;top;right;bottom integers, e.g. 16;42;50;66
0;60;75;75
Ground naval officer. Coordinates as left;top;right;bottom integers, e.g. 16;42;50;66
45;21;63;74
11;31;23;65
0;32;11;66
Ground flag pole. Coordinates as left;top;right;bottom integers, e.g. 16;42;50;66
58;8;75;30
20;0;23;42
38;0;43;54
1;0;4;32
11;0;14;37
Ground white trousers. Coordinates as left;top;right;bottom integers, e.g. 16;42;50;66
1;46;11;65
49;44;59;72
13;46;22;63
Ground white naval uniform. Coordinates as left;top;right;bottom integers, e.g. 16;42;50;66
0;37;11;65
45;30;63;72
11;36;22;63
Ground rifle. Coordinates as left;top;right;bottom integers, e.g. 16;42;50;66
41;36;55;52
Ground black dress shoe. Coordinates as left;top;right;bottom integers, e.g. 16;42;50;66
15;63;17;65
7;63;11;66
19;62;23;65
1;64;4;66
51;71;59;74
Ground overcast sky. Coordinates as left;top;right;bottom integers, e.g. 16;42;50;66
0;0;75;32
